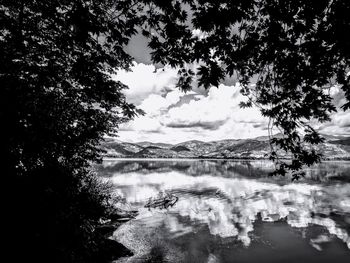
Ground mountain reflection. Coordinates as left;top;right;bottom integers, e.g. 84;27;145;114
98;160;350;262
99;159;350;182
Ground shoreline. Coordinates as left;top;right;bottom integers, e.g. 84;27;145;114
102;156;350;162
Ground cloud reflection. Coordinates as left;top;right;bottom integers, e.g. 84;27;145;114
111;170;350;251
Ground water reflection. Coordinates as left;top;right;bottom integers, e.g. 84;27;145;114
97;160;350;262
98;159;275;178
100;159;350;182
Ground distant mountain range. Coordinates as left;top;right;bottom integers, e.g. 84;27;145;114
100;135;350;160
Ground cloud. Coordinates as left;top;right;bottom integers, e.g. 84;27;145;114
113;62;349;143
138;89;188;117
160;84;266;133
120;116;162;133
317;111;350;135
120;89;188;134
165;119;227;130
116;77;268;142
316;86;350;136
333;113;350;128
112;62;178;105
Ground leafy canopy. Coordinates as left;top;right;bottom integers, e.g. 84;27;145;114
1;0;142;262
1;0;144;175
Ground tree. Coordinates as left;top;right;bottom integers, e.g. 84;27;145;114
1;1;142;262
1;0;142;178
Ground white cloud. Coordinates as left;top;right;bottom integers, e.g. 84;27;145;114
161;84;264;129
316;86;350;136
113;62;349;143
117;80;268;143
112;62;178;105
317;111;350;136
121;115;163;133
121;89;188;134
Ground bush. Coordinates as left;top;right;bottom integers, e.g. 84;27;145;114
10;159;118;263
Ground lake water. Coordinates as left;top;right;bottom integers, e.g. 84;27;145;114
97;159;350;263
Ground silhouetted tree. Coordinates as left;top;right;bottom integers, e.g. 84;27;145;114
1;1;141;262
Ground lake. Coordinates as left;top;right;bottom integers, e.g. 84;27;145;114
97;159;350;263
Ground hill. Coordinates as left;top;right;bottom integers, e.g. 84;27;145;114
100;135;350;160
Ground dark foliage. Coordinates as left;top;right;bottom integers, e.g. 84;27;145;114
1;0;140;262
11;161;110;262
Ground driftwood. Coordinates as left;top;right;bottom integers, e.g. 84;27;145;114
145;192;178;209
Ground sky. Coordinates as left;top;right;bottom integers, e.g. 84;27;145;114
112;34;350;144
